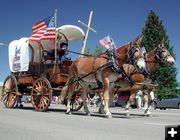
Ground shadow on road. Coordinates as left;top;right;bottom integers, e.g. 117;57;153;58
1;102;157;119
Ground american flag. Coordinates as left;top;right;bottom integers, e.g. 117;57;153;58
99;35;115;49
29;14;56;41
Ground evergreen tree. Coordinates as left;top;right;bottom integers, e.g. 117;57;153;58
141;10;177;97
84;48;91;55
84;46;106;56
93;45;106;56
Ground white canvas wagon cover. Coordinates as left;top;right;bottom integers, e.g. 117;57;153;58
56;25;85;42
28;25;85;62
9;37;29;72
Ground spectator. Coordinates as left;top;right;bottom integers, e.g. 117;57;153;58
149;88;155;108
112;94;118;107
136;90;143;109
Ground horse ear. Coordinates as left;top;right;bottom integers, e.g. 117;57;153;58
133;35;142;45
159;38;165;48
139;35;143;43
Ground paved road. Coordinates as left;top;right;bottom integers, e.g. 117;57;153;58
0;102;179;140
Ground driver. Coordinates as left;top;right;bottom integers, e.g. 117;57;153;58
46;42;68;61
57;42;68;61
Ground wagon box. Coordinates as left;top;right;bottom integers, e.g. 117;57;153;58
2;25;85;112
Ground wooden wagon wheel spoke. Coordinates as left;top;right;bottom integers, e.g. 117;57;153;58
43;87;49;93
2;91;8;97
34;85;41;92
37;82;41;89
41;81;45;88
4;95;9;105
41;97;48;106
2;94;8;101
7;94;14;108
8;94;14;107
42;96;49;101
41;98;47;108
33;88;40;94
37;98;46;110
2;75;18;108
11;91;17;96
31;77;52;112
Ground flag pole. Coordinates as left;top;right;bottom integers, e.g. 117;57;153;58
53;9;58;74
54;9;58;61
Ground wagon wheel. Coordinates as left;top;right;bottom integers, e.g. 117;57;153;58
70;83;83;111
2;75;18;108
31;77;52;112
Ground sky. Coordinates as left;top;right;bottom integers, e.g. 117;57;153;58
0;0;180;82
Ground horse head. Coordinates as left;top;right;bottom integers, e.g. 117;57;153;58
155;42;175;65
127;36;146;72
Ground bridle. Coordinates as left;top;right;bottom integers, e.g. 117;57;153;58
126;44;144;64
155;46;169;64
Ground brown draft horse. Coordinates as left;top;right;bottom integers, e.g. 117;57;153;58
62;36;147;118
116;42;175;116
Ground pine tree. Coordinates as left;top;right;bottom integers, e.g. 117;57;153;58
93;45;106;56
84;46;106;56
141;10;177;97
84;48;91;55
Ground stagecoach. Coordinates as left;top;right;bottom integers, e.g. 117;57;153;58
1;25;85;112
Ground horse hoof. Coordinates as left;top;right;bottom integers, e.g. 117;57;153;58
98;110;105;114
98;109;105;114
86;112;91;116
20;104;23;108
66;111;71;115
106;115;112;119
125;113;130;117
144;110;151;117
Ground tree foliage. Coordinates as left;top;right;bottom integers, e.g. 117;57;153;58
141;10;177;97
84;46;106;56
93;45;106;56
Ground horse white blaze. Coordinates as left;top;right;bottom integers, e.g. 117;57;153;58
136;58;146;70
167;56;175;64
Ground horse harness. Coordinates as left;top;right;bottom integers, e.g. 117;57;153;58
91;49;123;88
65;45;143;87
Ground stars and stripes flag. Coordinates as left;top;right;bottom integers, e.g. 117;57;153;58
29;14;56;41
99;35;116;49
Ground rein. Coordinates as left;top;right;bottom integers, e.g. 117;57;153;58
64;50;112;86
64;61;113;87
66;49;93;57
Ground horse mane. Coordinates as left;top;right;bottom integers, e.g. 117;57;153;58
147;48;157;61
115;36;141;61
146;47;158;73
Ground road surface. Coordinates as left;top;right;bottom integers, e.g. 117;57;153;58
0;102;179;140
